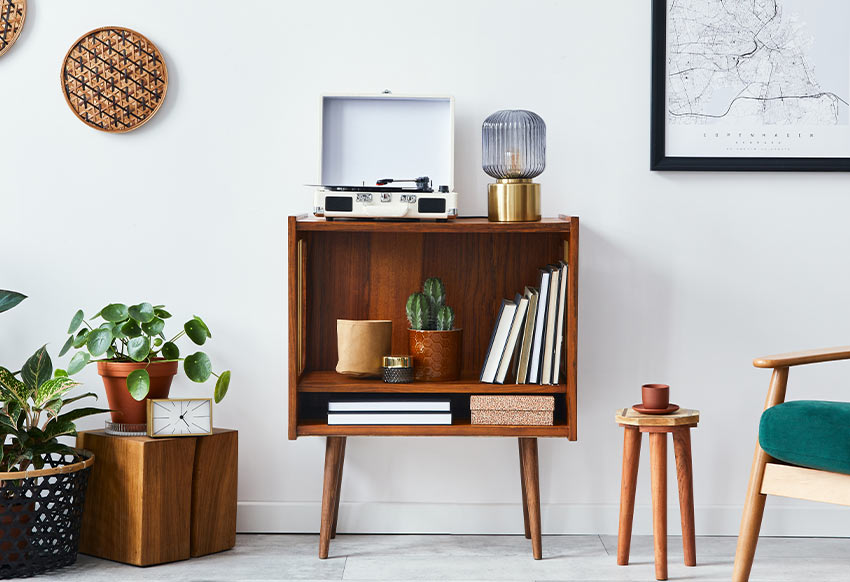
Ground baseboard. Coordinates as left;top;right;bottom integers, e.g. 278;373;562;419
236;501;850;537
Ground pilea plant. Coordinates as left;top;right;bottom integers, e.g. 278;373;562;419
60;302;231;403
406;277;456;331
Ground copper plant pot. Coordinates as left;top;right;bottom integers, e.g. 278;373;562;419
97;360;178;424
408;329;462;381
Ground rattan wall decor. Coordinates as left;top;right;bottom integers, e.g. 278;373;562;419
0;0;26;58
61;26;168;133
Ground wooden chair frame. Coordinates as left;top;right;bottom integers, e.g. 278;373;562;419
733;346;850;581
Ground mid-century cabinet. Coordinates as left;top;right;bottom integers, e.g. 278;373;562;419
288;215;579;559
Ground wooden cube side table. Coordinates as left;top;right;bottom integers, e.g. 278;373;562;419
76;428;237;566
615;407;699;581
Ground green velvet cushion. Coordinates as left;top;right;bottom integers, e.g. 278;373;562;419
759;400;850;475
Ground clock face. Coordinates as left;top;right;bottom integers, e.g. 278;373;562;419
148;399;212;437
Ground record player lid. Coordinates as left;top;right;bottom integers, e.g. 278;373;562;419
320;94;454;190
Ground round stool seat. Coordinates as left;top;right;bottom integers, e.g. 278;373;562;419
615;407;699;429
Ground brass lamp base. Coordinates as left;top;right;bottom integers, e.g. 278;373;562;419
487;179;541;222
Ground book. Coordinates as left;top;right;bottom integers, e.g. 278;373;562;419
514;287;539;384
480;299;518;383
327;412;452;425
541;265;560;384
495;293;529;384
528;268;551;384
328;401;451;413
551;261;568;385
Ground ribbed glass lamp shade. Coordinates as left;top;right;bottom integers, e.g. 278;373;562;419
482;110;546;180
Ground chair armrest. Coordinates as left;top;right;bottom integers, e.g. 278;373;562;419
754;346;850;369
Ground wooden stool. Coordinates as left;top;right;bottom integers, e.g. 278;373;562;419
615;407;699;581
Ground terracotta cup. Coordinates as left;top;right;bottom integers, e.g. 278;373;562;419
641;383;670;410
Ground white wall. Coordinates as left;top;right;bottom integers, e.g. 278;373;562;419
3;0;850;537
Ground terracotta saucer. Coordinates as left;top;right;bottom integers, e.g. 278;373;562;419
632;403;680;415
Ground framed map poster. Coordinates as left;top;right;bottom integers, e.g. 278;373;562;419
651;0;850;171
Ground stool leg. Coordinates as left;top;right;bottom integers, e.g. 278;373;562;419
673;427;696;566
617;427;641;565
649;432;668;581
519;437;542;560
518;439;531;539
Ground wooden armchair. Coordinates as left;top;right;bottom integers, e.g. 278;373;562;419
733;346;850;581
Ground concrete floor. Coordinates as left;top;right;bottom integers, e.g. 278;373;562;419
33;534;850;581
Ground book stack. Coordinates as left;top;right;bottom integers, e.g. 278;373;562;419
480;261;568;385
327;400;452;425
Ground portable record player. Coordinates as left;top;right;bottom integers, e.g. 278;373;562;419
311;94;458;220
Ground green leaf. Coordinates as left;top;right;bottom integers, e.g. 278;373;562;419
126;369;150;401
67;352;90;375
55;406;108;425
34;376;80;407
86;328;113;357
107;347;116;359
184;352;212;382
0;413;21;438
154;308;172;319
127;336;150;362
161;342;179;360
43;397;64;417
184;319;208;345
72;329;89;348
67;309;84;334
61;392;97;407
128;302;155;323
153;338;163;347
42;419;77;439
22;346;52;390
121;320;142;338
0;290;26;314
214;370;231;403
53;369;68;378
0;368;27;407
193;315;212;338
58;334;75;357
141;317;164;336
101;303;129;322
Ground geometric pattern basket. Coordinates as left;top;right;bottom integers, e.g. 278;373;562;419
0;451;94;579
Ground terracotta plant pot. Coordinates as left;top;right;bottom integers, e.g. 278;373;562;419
408;329;462;381
641;383;670;410
97;360;179;424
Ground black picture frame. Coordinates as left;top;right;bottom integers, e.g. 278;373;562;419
650;0;850;172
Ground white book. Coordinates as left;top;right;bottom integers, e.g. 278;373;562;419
514;287;539;384
480;299;518;383
541;267;560;384
328;401;451;413
551;261;568;385
528;269;551;384
496;294;529;384
327;412;452;425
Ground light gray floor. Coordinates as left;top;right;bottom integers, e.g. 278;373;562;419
34;534;850;581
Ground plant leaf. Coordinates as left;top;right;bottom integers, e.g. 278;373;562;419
193;315;212;338
154;308;172;319
72;329;89;348
214;370;231;403
0;290;26;314
35;376;79;407
67;309;85;334
126;369;150;400
86;328;113;357
127;336;151;362
161;341;179;360
141;317;164;336
54;369;68;377
55;406;108;425
67;351;90;375
0;368;27;409
42;419;77;439
101;303;129;322
22;346;52;390
184;352;212;382
128;302;155;323
61;392;98;407
121;320;142;338
184;319;208;345
58;334;75;357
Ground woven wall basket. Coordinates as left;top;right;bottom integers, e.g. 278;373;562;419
61;26;168;133
0;0;26;58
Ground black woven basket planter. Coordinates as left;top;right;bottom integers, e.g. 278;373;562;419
0;450;94;579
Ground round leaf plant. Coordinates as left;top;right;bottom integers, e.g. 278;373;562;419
61;303;231;403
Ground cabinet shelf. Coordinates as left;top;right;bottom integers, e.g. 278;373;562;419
297;371;566;394
296;418;570;438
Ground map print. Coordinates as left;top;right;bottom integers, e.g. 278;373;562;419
667;0;848;126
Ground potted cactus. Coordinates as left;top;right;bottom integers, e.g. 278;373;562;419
406;277;462;381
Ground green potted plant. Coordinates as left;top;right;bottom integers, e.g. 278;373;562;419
0;290;105;577
406;277;462;381
60;302;232;425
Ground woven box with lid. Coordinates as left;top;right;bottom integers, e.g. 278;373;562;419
470;395;554;426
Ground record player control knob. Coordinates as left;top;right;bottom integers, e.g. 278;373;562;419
438;185;449;193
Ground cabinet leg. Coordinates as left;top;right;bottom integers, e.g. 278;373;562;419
331;437;347;539
673;428;696;566
617;427;641;565
649;432;668;581
518;439;531;539
519;437;542;560
319;436;344;559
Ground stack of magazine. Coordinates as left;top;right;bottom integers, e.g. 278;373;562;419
327;400;452;425
480;261;568;385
